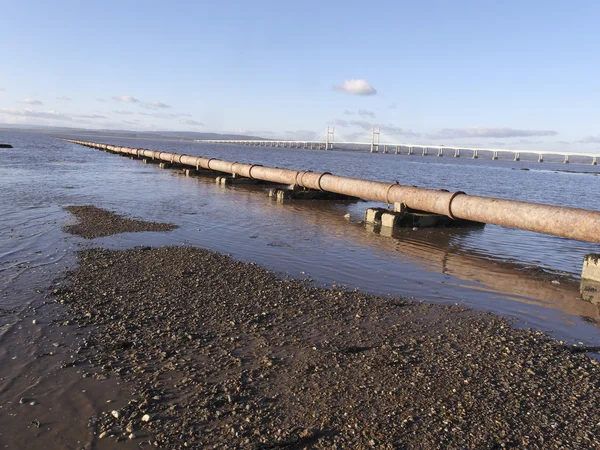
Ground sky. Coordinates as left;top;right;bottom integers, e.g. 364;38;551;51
1;0;599;151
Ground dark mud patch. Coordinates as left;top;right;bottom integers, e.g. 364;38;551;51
63;205;177;239
54;246;600;449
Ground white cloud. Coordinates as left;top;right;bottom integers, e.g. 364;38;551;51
358;109;376;118
426;127;558;140
23;98;43;105
112;95;140;104
57;96;72;101
113;95;172;111
179;119;203;127
343;110;355;116
96;98;107;103
388;103;397;110
557;140;570;145
0;88;6;92
333;79;377;96
113;110;134;115
140;100;171;109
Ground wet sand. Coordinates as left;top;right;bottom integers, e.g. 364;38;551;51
45;244;600;449
63;205;178;239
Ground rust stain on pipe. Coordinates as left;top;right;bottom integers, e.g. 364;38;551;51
62;139;600;244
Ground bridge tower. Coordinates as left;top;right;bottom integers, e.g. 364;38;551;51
370;127;380;153
325;126;335;150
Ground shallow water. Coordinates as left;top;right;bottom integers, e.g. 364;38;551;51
1;130;600;346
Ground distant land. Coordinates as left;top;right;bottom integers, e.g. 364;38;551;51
0;123;265;142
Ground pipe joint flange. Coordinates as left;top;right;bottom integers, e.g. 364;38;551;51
385;181;400;205
447;191;466;220
248;164;263;179
300;170;313;188
206;158;217;171
316;172;331;191
230;161;239;175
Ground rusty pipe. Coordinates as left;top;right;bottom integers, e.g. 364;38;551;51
61;139;600;244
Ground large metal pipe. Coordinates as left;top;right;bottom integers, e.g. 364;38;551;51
62;139;600;244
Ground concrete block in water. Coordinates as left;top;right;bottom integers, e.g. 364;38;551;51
368;207;483;228
217;176;260;185
582;254;600;283
271;188;356;201
365;208;389;224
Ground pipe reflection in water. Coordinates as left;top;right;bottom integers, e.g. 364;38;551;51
253;183;600;326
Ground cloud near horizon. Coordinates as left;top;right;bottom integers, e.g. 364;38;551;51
57;96;72;101
334;118;420;138
577;135;600;144
0;108;107;122
426;127;558;140
113;95;172;110
333;79;377;96
23;98;43;105
358;109;376;118
141;100;171;109
140;111;193;119
113;95;140;104
179;119;203;127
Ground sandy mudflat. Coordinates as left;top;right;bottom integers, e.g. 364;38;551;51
63;205;177;239
52;245;600;449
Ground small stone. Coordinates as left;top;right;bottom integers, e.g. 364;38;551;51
128;432;137;440
111;410;120;419
141;414;151;422
29;401;37;406
32;319;37;325
19;397;27;404
98;431;107;439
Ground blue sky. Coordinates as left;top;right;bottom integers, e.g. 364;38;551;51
1;0;599;151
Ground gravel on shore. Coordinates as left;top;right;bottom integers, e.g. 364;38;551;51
54;246;600;449
63;205;177;239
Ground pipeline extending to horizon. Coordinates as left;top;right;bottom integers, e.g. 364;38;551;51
62;139;600;245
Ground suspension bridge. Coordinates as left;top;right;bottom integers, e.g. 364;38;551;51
195;126;599;165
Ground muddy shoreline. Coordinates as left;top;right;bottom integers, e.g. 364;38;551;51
63;205;178;239
38;245;600;449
